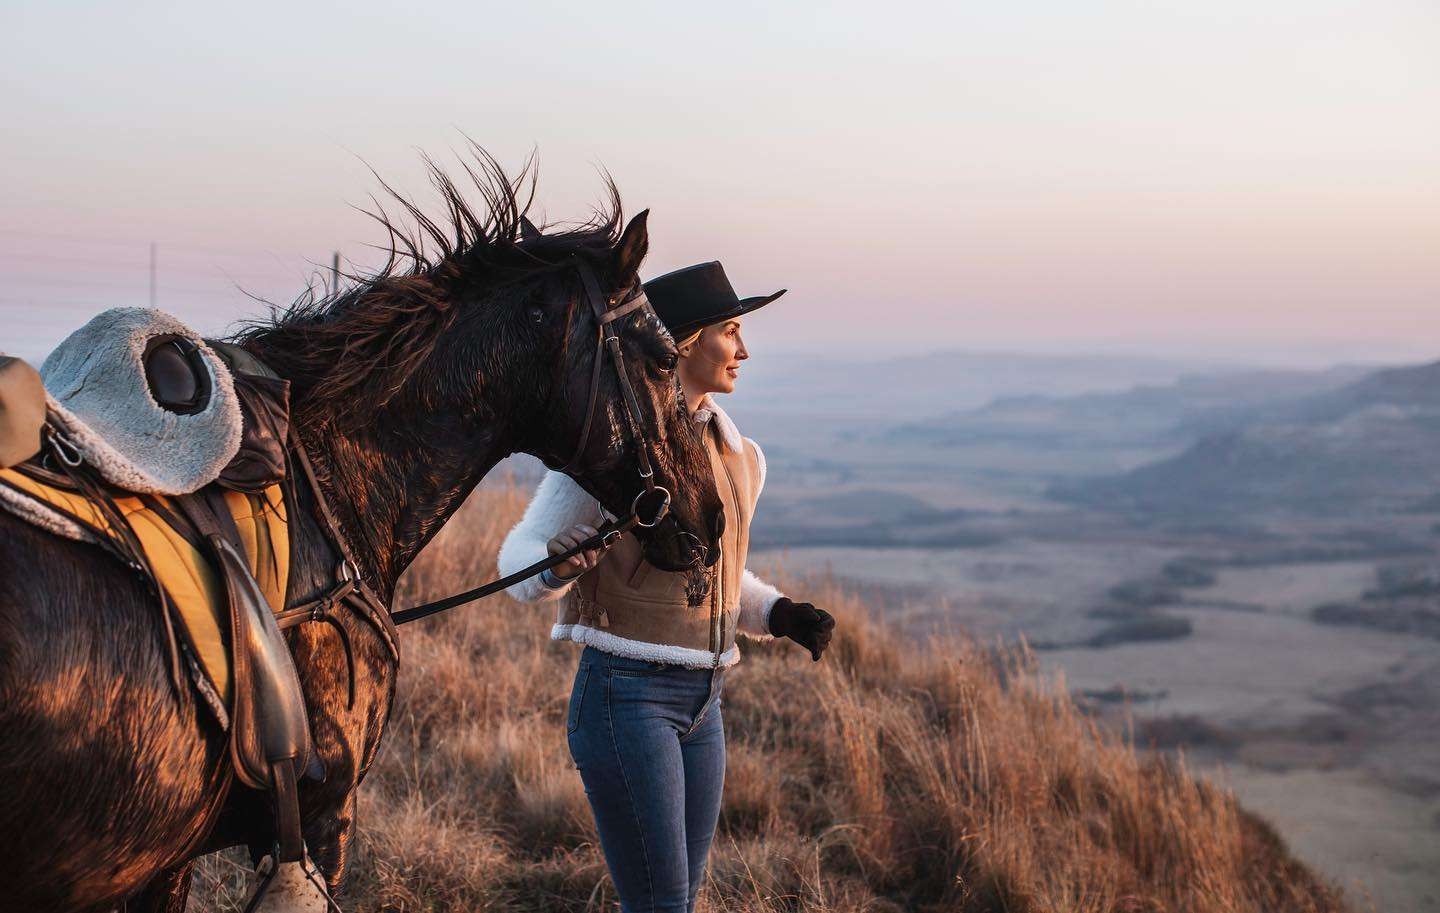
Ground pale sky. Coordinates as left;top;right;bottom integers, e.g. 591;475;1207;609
2;0;1437;366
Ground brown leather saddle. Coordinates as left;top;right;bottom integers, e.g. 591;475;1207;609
200;341;319;865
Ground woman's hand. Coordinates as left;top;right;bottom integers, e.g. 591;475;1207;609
768;598;836;661
547;524;610;580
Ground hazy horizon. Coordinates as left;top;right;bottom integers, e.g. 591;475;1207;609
3;1;1437;366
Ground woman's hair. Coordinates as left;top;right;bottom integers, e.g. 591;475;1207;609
675;328;704;351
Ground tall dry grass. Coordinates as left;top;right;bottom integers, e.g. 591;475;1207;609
191;478;1350;912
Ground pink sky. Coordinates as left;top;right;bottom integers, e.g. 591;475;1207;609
2;1;1436;365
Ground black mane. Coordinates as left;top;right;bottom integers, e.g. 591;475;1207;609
234;145;622;420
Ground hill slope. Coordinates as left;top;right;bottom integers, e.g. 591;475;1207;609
193;481;1349;912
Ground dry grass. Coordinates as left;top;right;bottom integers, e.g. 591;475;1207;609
191;478;1351;912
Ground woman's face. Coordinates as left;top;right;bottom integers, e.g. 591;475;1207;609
678;318;748;395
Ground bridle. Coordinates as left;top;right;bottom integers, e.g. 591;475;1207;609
390;255;698;626
555;256;672;540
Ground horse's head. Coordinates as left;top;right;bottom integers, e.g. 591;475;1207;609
520;210;724;573
242;152;723;587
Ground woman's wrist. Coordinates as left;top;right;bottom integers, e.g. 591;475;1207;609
540;566;573;589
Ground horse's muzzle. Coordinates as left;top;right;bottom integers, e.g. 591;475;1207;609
676;531;720;570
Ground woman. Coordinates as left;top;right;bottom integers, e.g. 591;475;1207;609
497;260;835;913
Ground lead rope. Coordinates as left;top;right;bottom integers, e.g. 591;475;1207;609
391;513;640;625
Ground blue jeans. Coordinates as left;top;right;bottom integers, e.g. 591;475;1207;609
566;645;728;913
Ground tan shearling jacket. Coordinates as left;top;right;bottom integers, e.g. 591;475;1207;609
497;395;784;669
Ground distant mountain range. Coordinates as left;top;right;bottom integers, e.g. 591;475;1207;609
730;348;1248;425
883;365;1370;453
1050;360;1440;516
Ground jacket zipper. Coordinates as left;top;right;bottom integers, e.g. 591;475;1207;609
713;437;744;669
711;574;721;668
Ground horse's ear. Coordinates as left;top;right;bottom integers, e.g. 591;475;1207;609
613;209;649;279
520;216;541;242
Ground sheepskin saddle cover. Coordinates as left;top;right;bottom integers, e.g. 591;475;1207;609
41;307;242;495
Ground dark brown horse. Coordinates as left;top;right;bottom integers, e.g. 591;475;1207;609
0;152;724;912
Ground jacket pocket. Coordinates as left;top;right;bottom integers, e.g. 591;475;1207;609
616;561;690;604
626;558;652;590
566;666;590;735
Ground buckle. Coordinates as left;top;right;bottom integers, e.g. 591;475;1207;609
47;427;83;467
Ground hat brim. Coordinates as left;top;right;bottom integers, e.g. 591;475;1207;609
668;288;786;340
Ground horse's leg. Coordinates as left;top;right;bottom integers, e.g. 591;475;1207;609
305;788;358;895
122;860;194;913
204;790;341;913
283;599;397;898
268;509;399;906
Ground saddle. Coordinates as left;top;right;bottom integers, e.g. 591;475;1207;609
37;307;245;494
0;309;319;865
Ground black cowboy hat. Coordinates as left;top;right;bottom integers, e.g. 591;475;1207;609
642;261;786;340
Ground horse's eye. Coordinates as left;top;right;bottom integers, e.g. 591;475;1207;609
657;353;678;373
528;306;544;325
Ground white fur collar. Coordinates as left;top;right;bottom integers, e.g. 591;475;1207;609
692;394;743;454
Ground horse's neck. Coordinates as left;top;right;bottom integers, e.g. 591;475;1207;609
295;420;510;604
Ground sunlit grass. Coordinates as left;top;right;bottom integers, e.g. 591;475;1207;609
192;477;1350;912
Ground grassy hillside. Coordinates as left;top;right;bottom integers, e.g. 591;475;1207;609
192;479;1350;912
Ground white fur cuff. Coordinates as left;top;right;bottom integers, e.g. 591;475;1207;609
737;569;782;641
497;472;601;604
551;623;742;669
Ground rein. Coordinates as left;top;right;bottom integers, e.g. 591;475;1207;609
389;512;644;625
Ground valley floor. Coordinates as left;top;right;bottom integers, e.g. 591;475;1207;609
753;545;1440;912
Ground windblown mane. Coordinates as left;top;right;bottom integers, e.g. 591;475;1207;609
234;145;622;422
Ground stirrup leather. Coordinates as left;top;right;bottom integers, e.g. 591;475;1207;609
214;535;315;863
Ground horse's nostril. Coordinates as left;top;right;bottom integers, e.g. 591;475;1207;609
711;507;726;542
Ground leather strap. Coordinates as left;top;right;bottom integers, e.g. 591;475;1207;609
284;430;400;662
390;512;641;625
41;428;189;697
598;293;649;325
560;321;606;476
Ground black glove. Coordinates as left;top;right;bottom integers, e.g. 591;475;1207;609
767;597;836;662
